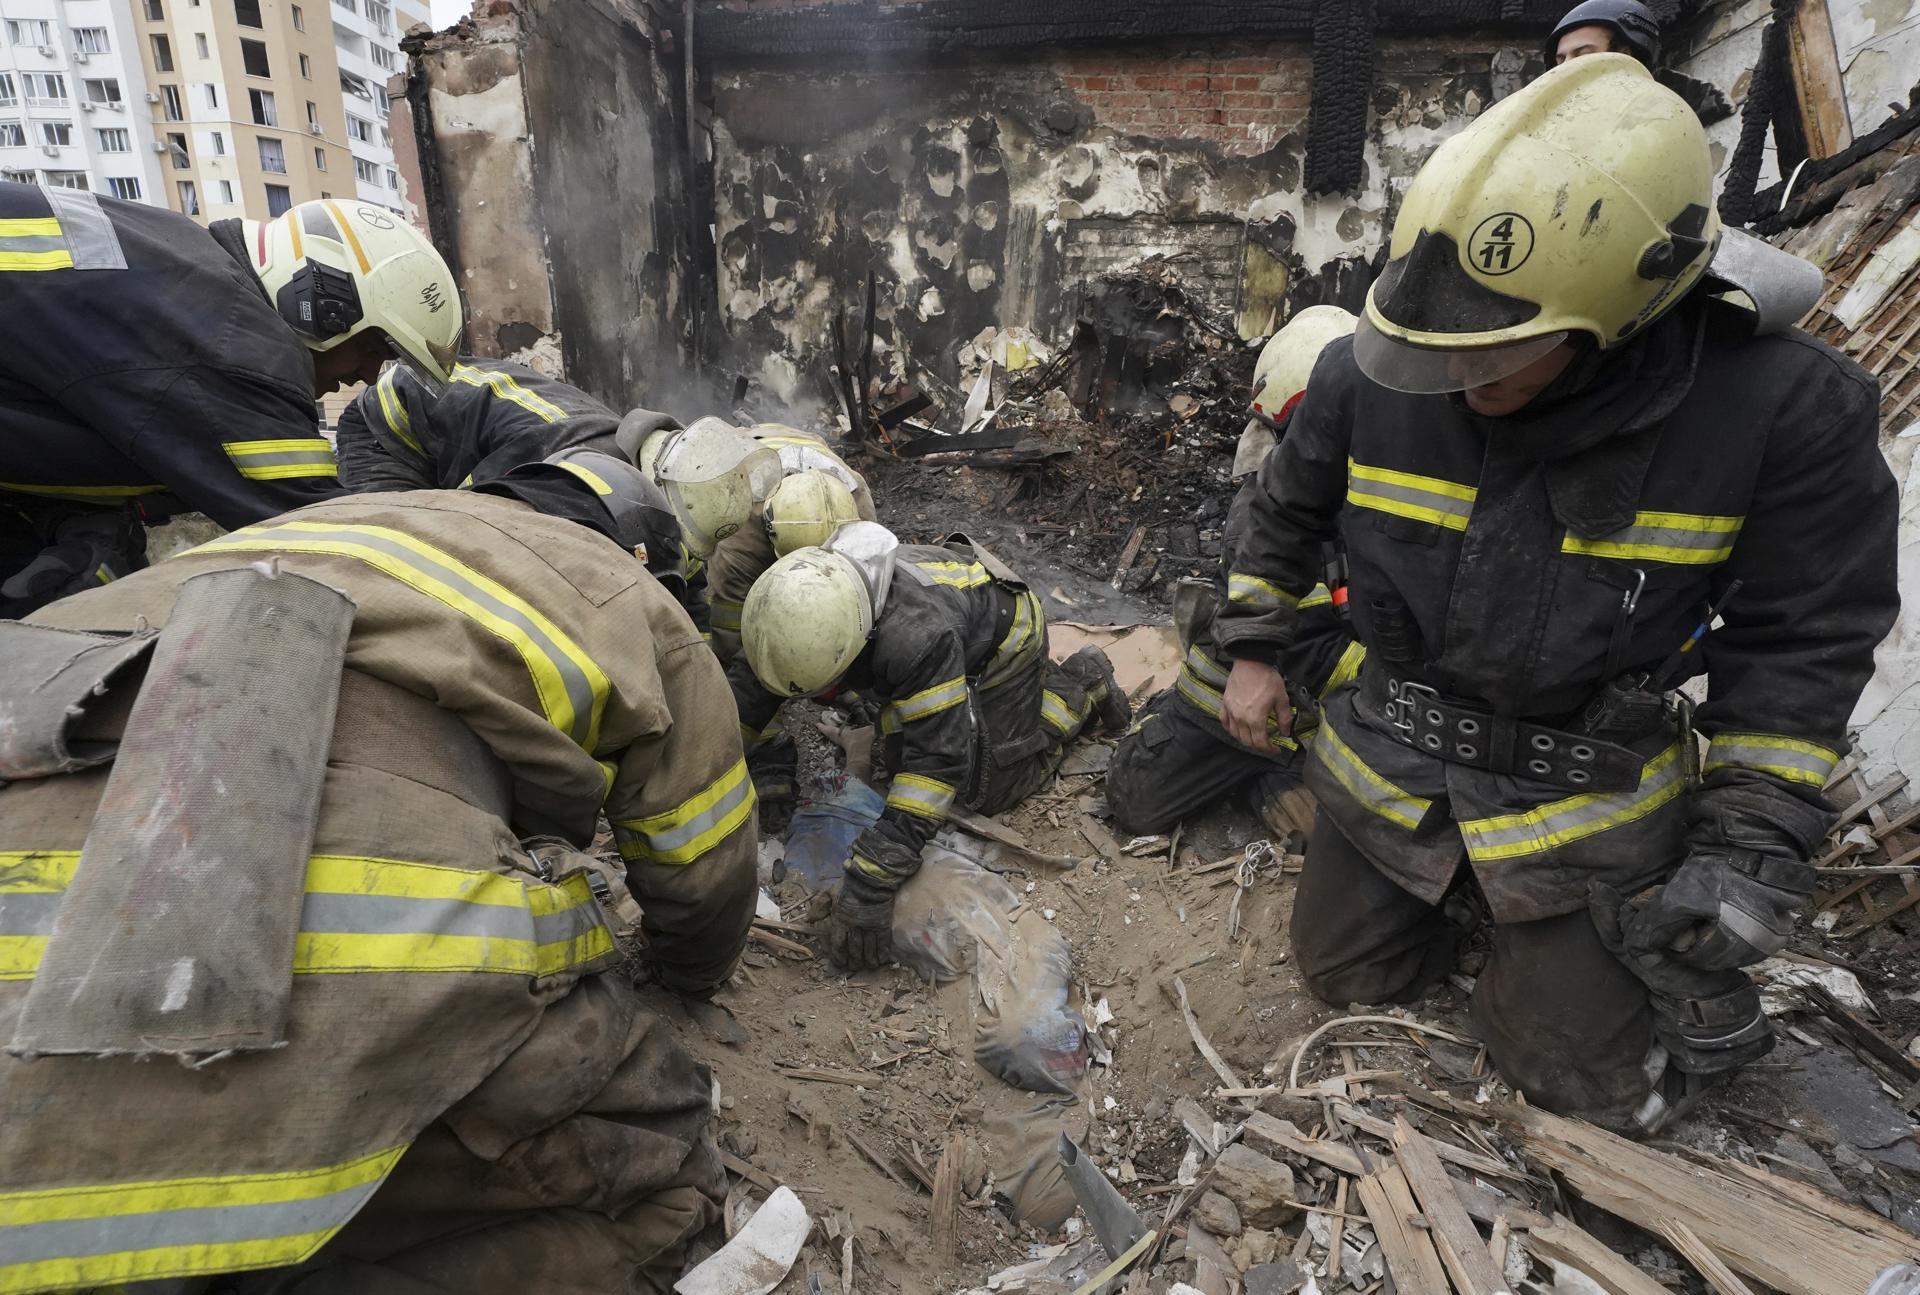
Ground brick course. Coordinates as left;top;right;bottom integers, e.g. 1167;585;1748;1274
1058;45;1313;153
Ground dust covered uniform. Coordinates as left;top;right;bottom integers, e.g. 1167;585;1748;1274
728;541;1110;892
1214;300;1898;1124
0;491;756;1292
0;181;340;610
335;358;621;492
705;424;877;659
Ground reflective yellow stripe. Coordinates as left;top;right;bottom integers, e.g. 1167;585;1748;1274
1173;663;1298;751
0;481;166;499
850;852;893;884
711;598;744;633
0;1144;405;1292
1561;510;1742;565
0;217;63;237
612;756;756;866
981;589;1043;689
1183;645;1229;689
1320;640;1367;697
1300;584;1334;610
452;364;566;423
599;759;618;802
1313;720;1431;830
0;852;614;981
375;367;423;454
555;460;614;495
1227;572;1299;611
203;522;609;751
1346;458;1476;531
222;437;339;482
885;771;956;820
755;433;830;452
1459;745;1685;862
1702;732;1839;788
0;249;75;271
1040;688;1085;735
894;675;968;723
913;559;990;589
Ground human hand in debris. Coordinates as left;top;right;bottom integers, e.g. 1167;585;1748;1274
1221;657;1294;752
827;867;896;971
1620;850;1816;970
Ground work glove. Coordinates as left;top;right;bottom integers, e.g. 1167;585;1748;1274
1621;849;1815;972
828;866;896;972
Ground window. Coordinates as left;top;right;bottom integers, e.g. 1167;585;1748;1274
83;79;122;105
385;167;396;190
299;53;312;79
46;171;89;189
370;43;396;71
319;189;330;198
41;122;72;147
292;4;305;29
210;129;225;154
257;135;285;173
264;182;291;216
373;85;389;117
177;179;198;214
240;38;270;77
345;114;372;143
7;20;53;48
1;169;36;183
95;127;131;151
166;130;189;167
195;33;209;59
23;74;69;107
203;83;218;109
367;0;391;31
340;71;371;102
144;0;164;19
352;155;377;183
248;88;276;126
333;0;358;14
217;178;234;202
235;0;263;26
72;27;111;55
0;75;15;109
313;145;326;170
150;34;174;73
108;176;141;200
160;84;183;120
0;121;23;148
379;124;390;148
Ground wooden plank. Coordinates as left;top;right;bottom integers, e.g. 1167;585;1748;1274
775;1065;885;1087
1393;1116;1510;1294
1495;1101;1915;1295
1803;982;1920;1082
1241;1111;1366;1176
1110;526;1148;588
930;1136;960;1261
1834;775;1907;830
1333;1101;1524;1180
1663;1220;1761;1295
1525;1215;1671;1295
1353;1160;1453;1295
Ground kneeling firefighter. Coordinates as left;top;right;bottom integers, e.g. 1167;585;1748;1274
1215;56;1897;1133
729;522;1131;970
1107;305;1366;838
0;457;758;1289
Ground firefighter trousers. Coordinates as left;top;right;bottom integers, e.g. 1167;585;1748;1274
1289;810;1655;1132
1104;689;1307;836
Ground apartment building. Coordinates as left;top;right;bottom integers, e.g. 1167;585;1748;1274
129;0;423;224
0;0;166;199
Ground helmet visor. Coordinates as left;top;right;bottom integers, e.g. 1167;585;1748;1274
383;333;455;399
1353;316;1570;395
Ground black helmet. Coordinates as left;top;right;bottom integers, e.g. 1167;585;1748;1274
1546;0;1660;68
473;448;682;561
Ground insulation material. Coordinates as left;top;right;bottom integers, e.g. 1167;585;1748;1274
1048;622;1185;697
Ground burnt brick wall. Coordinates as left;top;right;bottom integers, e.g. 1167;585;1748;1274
1059;51;1312;155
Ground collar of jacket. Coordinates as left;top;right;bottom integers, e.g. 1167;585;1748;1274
207;217;276;308
1454;296;1707;537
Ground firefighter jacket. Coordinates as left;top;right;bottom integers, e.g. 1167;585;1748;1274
0;490;756;1290
706;425;879;658
727;541;1043;890
0;181;339;526
334;358;621;493
1214;296;1899;921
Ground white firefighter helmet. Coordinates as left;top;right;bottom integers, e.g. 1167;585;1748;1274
247;199;461;393
645;417;783;557
1250;305;1358;422
763;469;862;556
741;546;875;697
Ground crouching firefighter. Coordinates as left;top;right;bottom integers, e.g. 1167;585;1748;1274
0;185;459;615
728;522;1131;969
0;463;759;1288
1216;56;1897;1134
1108;305;1365;838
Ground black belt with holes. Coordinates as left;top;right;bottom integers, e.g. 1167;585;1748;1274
1368;670;1645;793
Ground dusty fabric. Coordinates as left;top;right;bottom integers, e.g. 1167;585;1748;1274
1106;690;1302;836
14;568;353;1059
0;620;154;780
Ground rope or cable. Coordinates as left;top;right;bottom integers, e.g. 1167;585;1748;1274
1287;1012;1481;1090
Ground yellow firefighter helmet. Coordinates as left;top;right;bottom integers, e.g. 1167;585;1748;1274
741;546;874;697
644;417;783;557
763;470;862;557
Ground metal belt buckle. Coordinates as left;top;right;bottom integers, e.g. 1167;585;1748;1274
1385;678;1439;736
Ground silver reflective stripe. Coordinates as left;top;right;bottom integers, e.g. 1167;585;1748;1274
0;892;61;936
1040;689;1083;734
2;1176;385;1266
1226;574;1296;609
981;592;1042;689
298;892;529;942
1459;747;1685;861
1702;735;1836;787
1350;475;1472;522
1312;721;1431;831
1184;645;1228;688
625;770;754;859
895;676;968;722
41;185;126;271
886;775;955;819
1175;670;1223;719
0;234;65;255
229;448;337;471
531;897;607;948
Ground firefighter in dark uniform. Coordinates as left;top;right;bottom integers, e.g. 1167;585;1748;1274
0;183;460;614
334;355;664;492
1107;307;1364;837
729;522;1131;969
1548;0;1660;68
1215;57;1898;1133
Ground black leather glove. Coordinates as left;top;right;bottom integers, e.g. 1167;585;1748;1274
1622;849;1814;971
828;867;896;971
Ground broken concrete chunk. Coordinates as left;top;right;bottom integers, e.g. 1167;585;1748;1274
1193;1189;1243;1238
1242;1260;1307;1295
1211;1144;1299;1229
